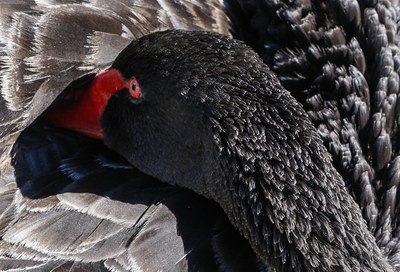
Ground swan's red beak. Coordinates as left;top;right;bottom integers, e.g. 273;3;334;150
42;69;128;139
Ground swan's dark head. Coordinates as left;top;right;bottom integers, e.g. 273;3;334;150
43;30;393;271
102;30;300;202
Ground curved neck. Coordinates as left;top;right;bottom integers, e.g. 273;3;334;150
206;100;394;271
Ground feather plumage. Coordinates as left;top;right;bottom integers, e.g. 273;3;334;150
225;0;400;268
2;0;400;271
1;123;265;271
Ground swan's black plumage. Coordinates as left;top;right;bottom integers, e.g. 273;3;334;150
226;0;400;268
1;0;400;272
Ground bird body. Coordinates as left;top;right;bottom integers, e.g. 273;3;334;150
1;1;400;272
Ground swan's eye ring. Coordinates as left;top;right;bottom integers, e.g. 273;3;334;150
129;78;141;99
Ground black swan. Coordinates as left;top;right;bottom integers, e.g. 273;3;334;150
1;0;400;271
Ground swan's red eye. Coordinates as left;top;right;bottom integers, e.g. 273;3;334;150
129;78;141;99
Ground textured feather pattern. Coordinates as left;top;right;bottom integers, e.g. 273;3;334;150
225;0;400;267
0;123;267;271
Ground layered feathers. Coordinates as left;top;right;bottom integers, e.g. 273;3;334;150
226;0;400;267
2;123;263;271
